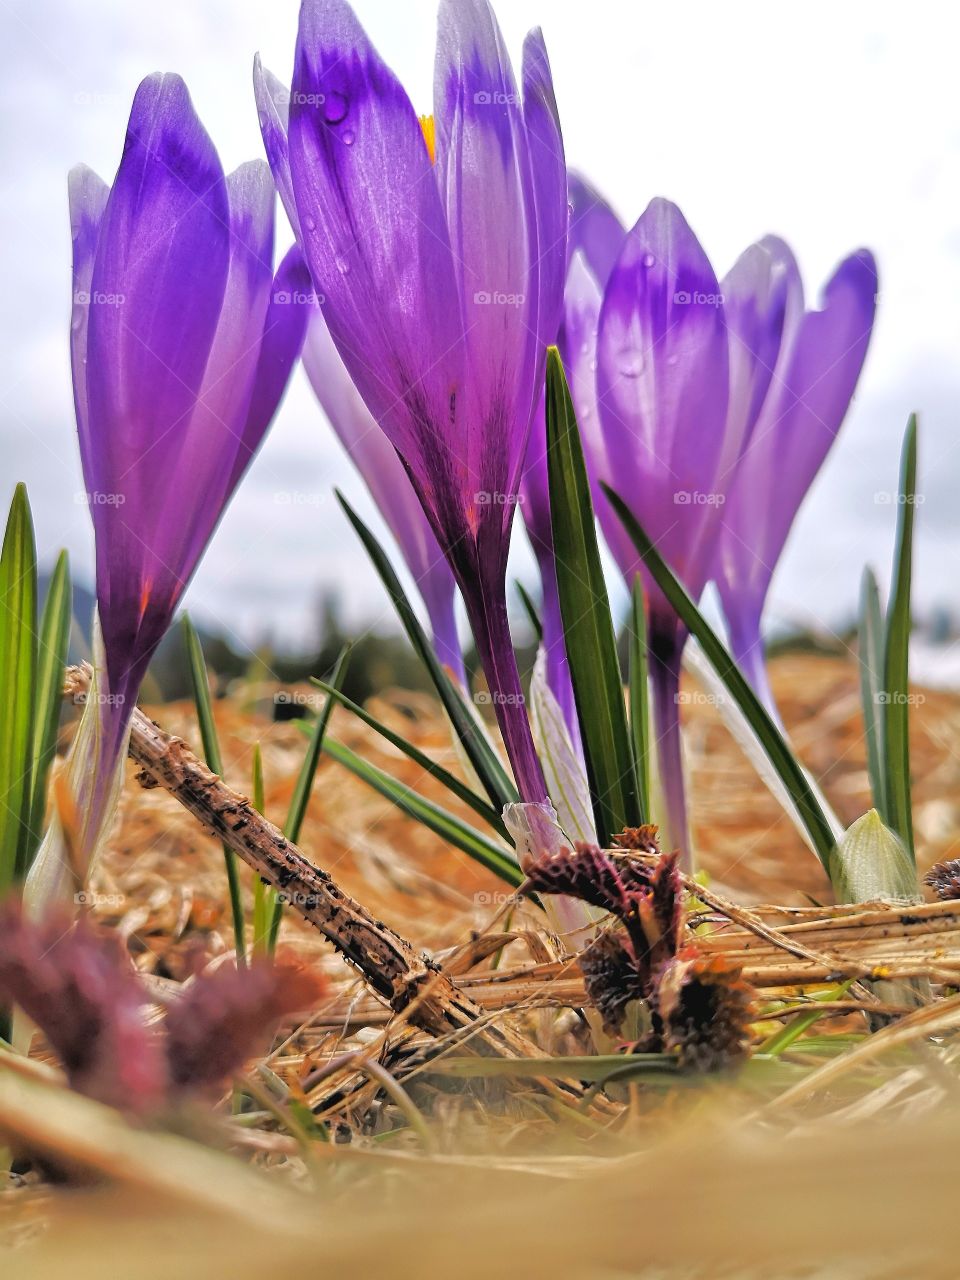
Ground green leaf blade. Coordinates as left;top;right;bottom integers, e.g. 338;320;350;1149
545;347;642;845
602;482;837;869
322;737;523;888
0;484;39;888
858;567;888;821
26;550;71;870
336;491;519;813
882;414;917;860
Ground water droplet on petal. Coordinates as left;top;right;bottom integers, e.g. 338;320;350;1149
335;255;350;275
342;129;355;145
618;350;644;378
303;214;316;232
666;353;680;367
323;91;349;125
641;252;656;269
589;358;597;372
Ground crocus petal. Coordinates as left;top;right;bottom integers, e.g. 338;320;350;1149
253;55;301;239
302;305;463;681
595;198;730;610
230;243;313;490
434;0;539;527
521;28;567;376
86;74;229;490
68;164;110;457
567;171;626;289
718;236;802;489
288;0;463;483
716;248;878;624
84;73;230;702
562;250;605;478
173;161;276;524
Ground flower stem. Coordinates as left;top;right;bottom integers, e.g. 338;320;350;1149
649;628;692;871
726;609;782;728
464;585;547;804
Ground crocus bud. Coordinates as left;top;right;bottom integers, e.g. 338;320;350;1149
829;809;920;905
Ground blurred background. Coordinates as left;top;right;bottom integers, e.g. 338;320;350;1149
1;0;957;690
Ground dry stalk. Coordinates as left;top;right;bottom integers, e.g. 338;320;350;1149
64;668;616;1116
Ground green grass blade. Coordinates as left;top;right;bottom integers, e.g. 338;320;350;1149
336;490;519;813
545;347;642;844
284;648;350;845
183;613;245;963
322;737;522;888
858;567;888;820
0;484;38;888
26;550;70;868
250;743;273;955
882;415;917;860
759;981;854;1056
266;648;351;951
515;581;543;642
602;483;837;869
628;575;651;821
311;678;508;839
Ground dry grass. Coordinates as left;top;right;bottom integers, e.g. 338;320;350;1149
4;652;960;1274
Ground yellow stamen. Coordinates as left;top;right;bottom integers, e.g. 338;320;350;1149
419;114;436;165
138;582;151;621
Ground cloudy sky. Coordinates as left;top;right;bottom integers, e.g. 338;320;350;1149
1;0;957;658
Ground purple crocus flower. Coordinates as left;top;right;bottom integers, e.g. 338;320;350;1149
713;245;878;713
566;196;803;862
256;0;567;807
302;307;465;685
62;73;307;870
